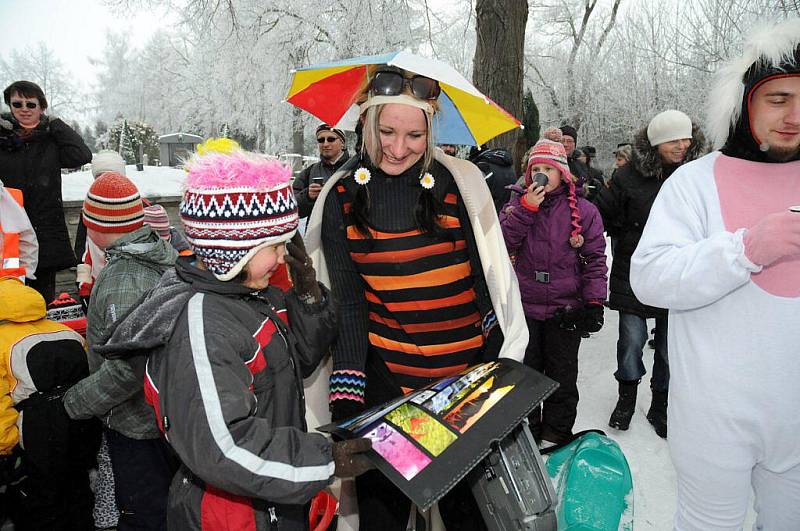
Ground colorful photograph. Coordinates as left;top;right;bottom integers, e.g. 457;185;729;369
443;376;515;433
423;361;503;415
339;393;413;433
386;403;457;456
364;422;433;480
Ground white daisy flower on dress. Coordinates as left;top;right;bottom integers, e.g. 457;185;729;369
353;167;371;185
420;172;435;190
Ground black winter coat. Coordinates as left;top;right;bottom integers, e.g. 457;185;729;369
472;148;517;213
96;259;337;529
594;123;706;318
292;151;350;218
0;113;91;271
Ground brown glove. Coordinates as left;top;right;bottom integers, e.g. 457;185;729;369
284;232;323;304
332;438;374;478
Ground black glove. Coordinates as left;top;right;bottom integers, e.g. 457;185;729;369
332;438;374;478
284;232;322;304
0;449;26;487
330;397;367;423
554;306;584;331
581;304;605;333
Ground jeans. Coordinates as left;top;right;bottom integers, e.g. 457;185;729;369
614;312;669;392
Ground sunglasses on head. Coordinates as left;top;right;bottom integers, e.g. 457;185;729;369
317;136;339;144
11;101;39;109
369;70;441;101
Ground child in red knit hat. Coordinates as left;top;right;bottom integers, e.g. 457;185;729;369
63;171;179;530
500;138;609;447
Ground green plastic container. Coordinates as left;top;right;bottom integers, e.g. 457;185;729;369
545;432;633;530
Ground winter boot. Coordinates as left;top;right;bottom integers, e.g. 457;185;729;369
608;380;639;430
647;390;668;438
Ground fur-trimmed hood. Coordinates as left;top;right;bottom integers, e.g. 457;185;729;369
706;18;800;158
631;122;707;180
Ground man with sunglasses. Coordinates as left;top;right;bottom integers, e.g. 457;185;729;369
0;80;92;302
293;124;350;219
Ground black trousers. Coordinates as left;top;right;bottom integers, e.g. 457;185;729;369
524;316;582;444
353;353;487;530
106;429;178;531
6;394;100;531
26;268;57;304
356;468;486;531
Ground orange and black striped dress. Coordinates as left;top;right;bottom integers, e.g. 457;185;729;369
322;161;488;396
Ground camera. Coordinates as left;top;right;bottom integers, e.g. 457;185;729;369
312;176;325;185
531;172;549;190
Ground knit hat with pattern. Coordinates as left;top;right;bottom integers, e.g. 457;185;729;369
524;139;584;248
180;150;298;281
82;172;144;233
525;139;571;184
143;204;171;239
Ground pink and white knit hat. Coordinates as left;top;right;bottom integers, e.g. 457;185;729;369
524;138;570;184
525;138;585;248
143;204;171;239
180;151;299;281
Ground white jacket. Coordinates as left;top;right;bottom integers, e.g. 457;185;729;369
631;151;800;463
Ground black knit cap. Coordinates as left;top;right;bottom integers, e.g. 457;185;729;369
560;125;578;142
316;123;346;143
723;44;800;162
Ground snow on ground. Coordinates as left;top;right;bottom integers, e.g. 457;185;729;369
575;296;756;529
62;165;186;202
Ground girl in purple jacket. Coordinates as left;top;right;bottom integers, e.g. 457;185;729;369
500;132;608;446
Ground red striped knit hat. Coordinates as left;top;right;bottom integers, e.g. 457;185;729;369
82;172;144;233
180;151;298;281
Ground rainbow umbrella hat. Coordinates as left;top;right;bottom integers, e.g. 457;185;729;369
286;51;521;146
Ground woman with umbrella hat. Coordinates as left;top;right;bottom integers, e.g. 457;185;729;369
303;65;527;530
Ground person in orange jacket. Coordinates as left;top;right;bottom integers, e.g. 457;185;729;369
0;178;38;281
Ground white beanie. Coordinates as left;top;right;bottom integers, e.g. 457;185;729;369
647;110;692;147
91;150;126;178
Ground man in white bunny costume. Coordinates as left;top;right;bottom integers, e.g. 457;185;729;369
631;18;800;530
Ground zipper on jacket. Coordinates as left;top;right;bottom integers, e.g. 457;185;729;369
268;506;278;525
250;293;311;430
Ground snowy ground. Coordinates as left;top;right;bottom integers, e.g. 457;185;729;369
576;307;756;530
62;164;186;202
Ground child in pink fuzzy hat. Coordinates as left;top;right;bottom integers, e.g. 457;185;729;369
85;149;375;530
500;137;608;446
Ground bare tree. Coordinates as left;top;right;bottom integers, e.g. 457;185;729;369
472;0;529;166
0;43;82;117
526;0;622;131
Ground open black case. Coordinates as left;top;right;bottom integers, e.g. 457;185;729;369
317;359;558;518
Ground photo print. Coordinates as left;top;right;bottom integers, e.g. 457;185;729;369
385;403;457;456
364;422;433;480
